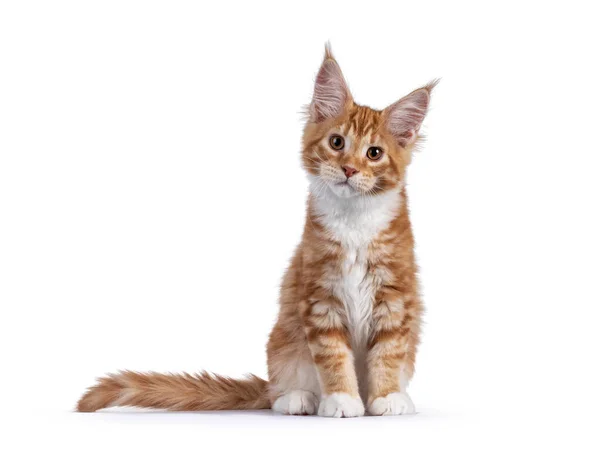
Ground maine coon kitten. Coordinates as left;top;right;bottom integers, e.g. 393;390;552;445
77;45;435;418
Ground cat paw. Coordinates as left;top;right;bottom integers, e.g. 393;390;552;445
368;392;416;415
318;393;365;418
272;390;318;415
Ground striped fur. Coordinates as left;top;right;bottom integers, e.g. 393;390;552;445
77;45;435;418
77;371;269;412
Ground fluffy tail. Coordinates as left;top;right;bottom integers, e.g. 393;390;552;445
76;370;270;412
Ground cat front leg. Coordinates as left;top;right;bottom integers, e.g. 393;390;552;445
301;294;365;418
366;287;422;415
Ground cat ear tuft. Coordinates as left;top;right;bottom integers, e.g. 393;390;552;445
324;41;334;60
385;80;438;147
309;45;351;123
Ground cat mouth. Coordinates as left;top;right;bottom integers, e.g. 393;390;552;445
333;180;358;194
335;181;355;191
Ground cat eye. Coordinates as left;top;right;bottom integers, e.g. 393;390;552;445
366;146;383;161
329;135;345;151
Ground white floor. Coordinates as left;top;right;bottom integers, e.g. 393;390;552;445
6;404;596;449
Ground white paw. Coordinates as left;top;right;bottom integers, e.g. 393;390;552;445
272;390;318;415
368;392;416;415
318;393;365;418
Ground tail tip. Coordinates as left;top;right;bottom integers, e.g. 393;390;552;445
76;374;124;412
76;389;109;412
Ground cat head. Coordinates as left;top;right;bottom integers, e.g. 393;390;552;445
302;45;436;198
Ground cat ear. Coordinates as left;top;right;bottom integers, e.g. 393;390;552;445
385;80;438;147
309;44;352;123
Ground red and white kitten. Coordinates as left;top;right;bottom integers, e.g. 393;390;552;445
78;45;436;418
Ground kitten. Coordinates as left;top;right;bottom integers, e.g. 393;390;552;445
77;45;435;418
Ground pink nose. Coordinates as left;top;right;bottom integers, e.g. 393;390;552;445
342;165;359;178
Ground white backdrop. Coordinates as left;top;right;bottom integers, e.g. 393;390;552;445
1;1;599;448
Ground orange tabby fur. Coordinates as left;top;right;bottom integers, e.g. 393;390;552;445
77;45;435;417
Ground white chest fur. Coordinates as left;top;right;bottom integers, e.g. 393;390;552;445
309;180;402;357
337;243;373;350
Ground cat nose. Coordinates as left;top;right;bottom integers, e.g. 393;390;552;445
342;165;359;178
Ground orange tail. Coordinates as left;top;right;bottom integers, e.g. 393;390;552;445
76;370;270;412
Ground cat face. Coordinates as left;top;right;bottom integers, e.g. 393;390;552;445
302;45;435;198
302;105;410;198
